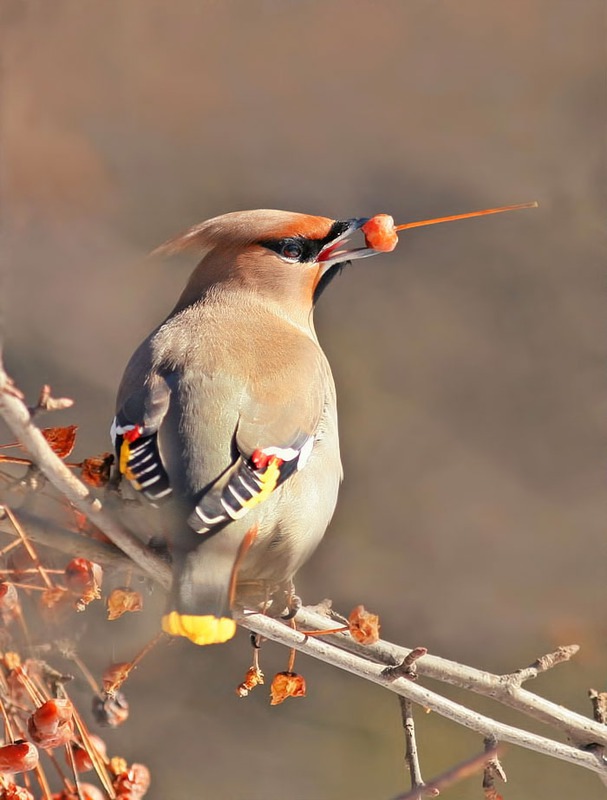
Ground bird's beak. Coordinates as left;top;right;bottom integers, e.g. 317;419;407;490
317;218;380;271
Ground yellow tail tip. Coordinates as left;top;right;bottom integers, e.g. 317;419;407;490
162;612;236;645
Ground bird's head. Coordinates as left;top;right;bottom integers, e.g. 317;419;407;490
153;209;383;315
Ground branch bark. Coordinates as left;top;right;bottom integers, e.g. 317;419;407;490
236;609;607;781
2;363;607;788
291;606;607;750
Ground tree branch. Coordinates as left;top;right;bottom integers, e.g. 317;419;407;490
236;609;607;781
2;364;607;788
293;606;607;750
0;357;170;590
0;508;149;573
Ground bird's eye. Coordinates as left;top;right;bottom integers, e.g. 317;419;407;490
280;241;303;261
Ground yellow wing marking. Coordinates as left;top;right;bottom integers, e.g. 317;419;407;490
241;456;282;510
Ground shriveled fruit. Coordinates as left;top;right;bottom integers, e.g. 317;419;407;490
28;698;74;749
0;740;39;773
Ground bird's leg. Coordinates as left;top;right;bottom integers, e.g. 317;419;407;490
280;581;302;620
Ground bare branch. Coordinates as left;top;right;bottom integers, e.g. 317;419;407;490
291;606;607;751
3;366;607;788
235;609;607;780
0;508;148;573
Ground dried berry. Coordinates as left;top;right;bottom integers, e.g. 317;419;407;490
112;761;150;798
64;558;103;611
92;691;129;727
107;588;143;621
28;698;74;749
348;604;380;645
236;665;265;697
80;453;113;488
2;783;35;799
270;671;306;705
0;740;39;773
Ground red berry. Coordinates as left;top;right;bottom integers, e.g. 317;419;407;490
28;698;74;749
362;214;398;252
114;762;151;798
0;740;39;773
67;735;106;773
2;783;35;799
64;558;103;594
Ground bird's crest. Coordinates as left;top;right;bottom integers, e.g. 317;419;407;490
149;209;335;258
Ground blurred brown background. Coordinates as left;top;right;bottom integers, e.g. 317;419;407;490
1;1;606;798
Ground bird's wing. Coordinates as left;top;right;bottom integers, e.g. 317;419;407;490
111;373;173;505
188;347;327;534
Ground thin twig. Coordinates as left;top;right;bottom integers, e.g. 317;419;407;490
392;746;500;800
508;644;580;687
3;506;54;589
399;697;437;799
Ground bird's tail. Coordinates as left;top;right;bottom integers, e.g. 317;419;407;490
162;525;257;646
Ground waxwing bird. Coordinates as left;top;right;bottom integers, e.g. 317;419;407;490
112;209;385;645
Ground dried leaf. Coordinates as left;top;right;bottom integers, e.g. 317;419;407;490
41;426;78;459
107;588;143;621
270;671;306;706
348;604;380;645
80;453;113;488
236;665;265;697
